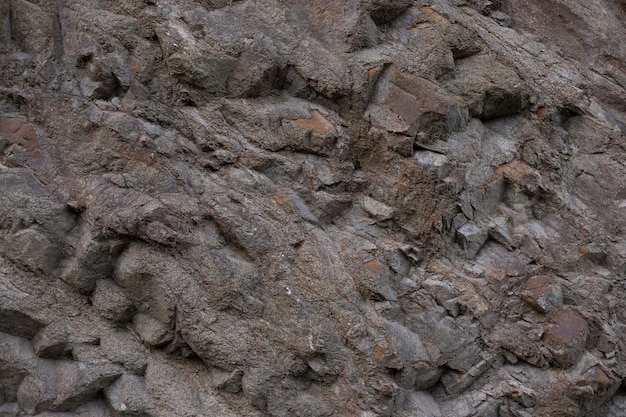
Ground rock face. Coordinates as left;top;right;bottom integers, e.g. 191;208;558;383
1;0;626;416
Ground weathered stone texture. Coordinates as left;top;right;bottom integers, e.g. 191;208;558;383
1;0;626;415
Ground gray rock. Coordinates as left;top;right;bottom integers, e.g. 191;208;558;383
0;309;45;340
32;321;71;359
92;280;135;323
145;356;242;417
104;374;154;416
9;0;54;54
0;332;40;403
362;195;395;221
100;330;149;375
0;403;19;417
456;222;489;258
210;368;244;393
17;361;122;414
132;314;172;347
74;400;115;417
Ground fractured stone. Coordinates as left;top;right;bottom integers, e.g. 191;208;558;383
521;275;563;314
543;309;589;368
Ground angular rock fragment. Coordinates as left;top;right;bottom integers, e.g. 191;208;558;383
367;0;413;25
445;54;529;120
456;222;488;258
210;368;244;393
0;169;75;275
366;66;468;141
92;280;135;323
145;357;241;417
0;332;40;403
104;374;154;416
362;195;395;221
382;320;443;390
543;309;589;367
100;330;149;375
0;309;45;339
60;224;122;294
32;321;71;359
356;258;398;301
520;275;563;314
132;314;172;347
16;361;122;414
156;20;238;94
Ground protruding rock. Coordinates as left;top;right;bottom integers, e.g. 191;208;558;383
16;361;122;414
356;259;398;301
100;330;149;375
32;322;71;359
132;314;172;347
456;222;488;258
145;357;240;417
521;275;563;314
9;0;54;54
92;280;135;323
362;195;395;221
365;65;468;141
104;374;155;416
0;309;45;339
367;0;413;25
0;332;39;403
543;309;589;367
156;20;238;94
211;368;244;393
445;54;529;120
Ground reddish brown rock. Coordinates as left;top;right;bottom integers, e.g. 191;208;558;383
365;66;467;141
543;309;589;367
284;109;338;136
579;365;619;398
521;275;563;314
0;117;42;159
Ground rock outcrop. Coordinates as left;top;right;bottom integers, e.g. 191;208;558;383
1;0;626;416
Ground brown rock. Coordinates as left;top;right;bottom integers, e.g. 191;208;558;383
521;275;563;314
284;109;338;136
543;309;589;367
366;66;468;141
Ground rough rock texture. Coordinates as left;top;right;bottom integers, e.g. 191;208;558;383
1;0;626;416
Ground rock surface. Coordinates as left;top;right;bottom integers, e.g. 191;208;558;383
1;0;626;416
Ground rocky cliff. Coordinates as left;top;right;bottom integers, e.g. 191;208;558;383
1;0;626;416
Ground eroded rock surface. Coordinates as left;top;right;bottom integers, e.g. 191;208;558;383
1;0;626;416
